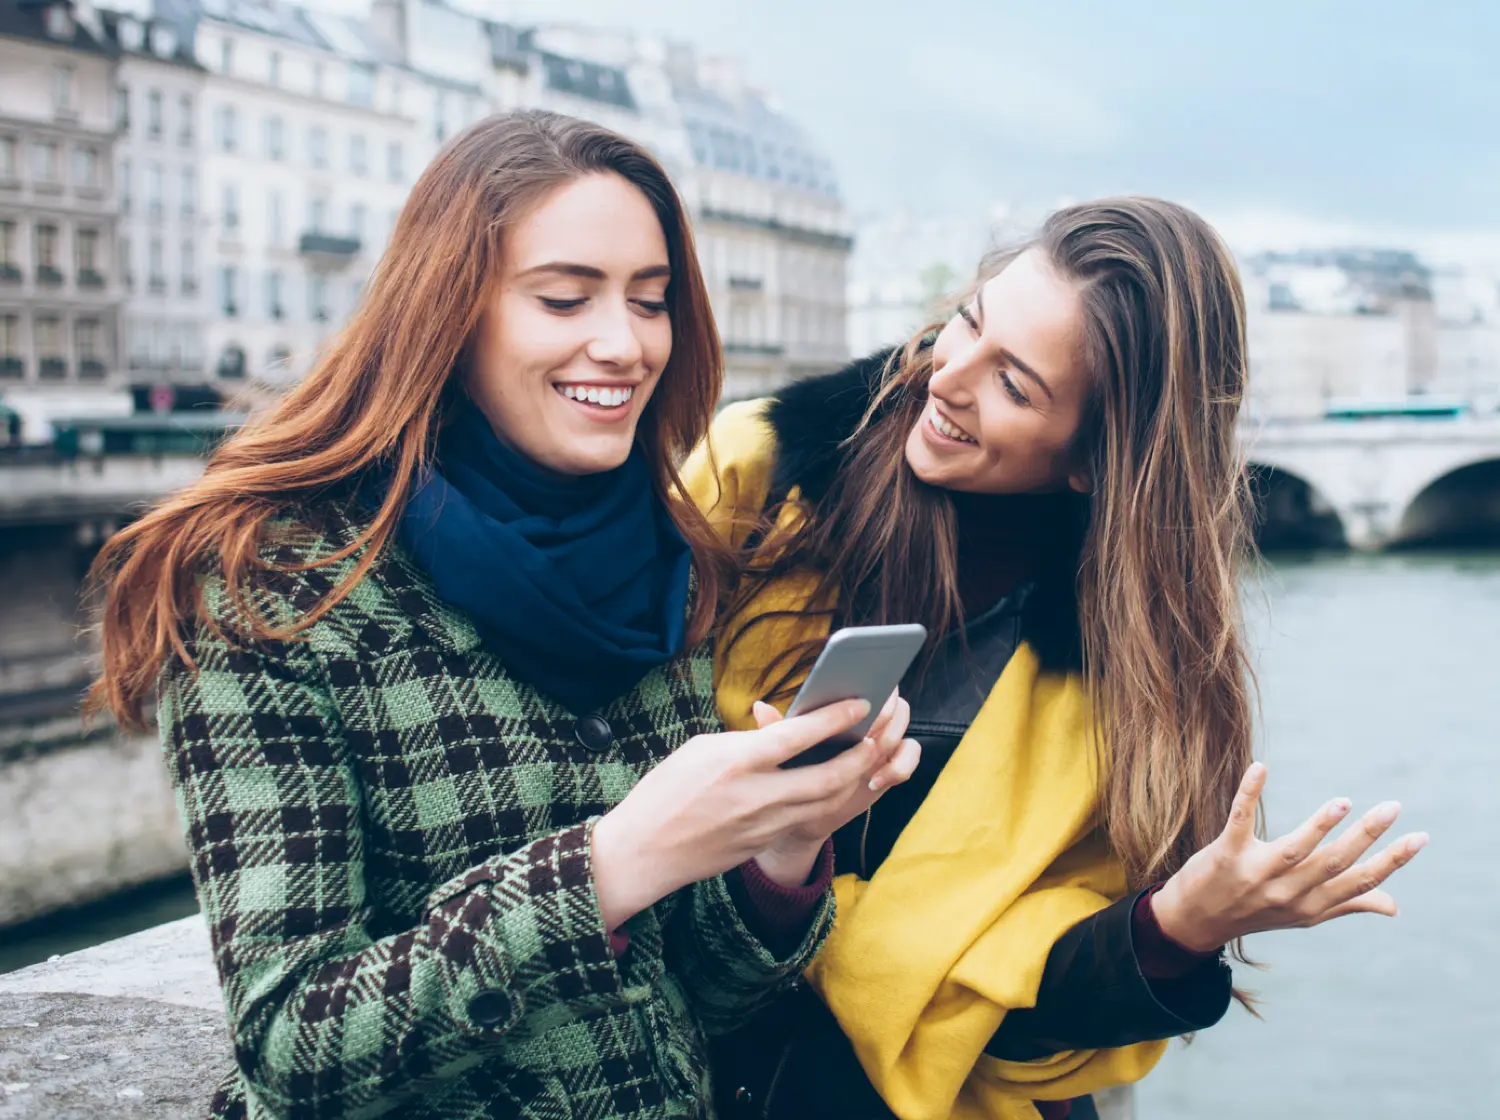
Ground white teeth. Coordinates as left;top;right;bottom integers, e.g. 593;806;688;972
556;384;635;407
932;409;976;443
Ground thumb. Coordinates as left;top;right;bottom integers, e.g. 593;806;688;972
752;700;784;729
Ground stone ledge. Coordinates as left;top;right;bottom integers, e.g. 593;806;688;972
0;917;228;1119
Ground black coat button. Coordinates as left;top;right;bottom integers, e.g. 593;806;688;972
467;989;510;1027
574;714;614;753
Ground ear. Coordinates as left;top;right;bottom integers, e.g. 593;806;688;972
1067;467;1092;494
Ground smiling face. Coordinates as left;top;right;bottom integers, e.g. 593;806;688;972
465;172;673;477
904;248;1094;495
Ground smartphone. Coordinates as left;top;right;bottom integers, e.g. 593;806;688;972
778;623;927;768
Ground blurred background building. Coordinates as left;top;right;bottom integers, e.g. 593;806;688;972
0;0;853;442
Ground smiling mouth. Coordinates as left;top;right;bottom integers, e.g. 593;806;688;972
555;384;635;410
929;406;977;444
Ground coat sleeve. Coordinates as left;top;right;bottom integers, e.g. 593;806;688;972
160;614;634;1118
666;868;834;1038
985;889;1233;1060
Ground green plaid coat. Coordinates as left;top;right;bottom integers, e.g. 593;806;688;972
157;516;833;1120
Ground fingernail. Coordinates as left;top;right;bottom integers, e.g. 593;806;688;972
1406;833;1429;854
851;699;872;718
1330;798;1352;817
1374;801;1401;825
868;777;884;793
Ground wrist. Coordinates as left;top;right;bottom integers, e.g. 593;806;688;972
1151;876;1223;955
591;807;676;930
752;838;825;889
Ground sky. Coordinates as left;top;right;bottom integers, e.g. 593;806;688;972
341;0;1500;263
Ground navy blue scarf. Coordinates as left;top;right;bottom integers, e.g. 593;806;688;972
398;404;692;714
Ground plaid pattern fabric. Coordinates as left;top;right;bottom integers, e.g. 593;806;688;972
157;516;832;1120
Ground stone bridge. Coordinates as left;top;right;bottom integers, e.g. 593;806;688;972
1242;415;1500;549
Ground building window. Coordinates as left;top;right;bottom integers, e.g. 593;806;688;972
181;240;196;294
120;234;132;291
308;126;328;169
309;276;328;321
181;166;196;216
220;38;233;75
265;270;283;319
347;62;374;108
147;89;163;139
268;191;283;246
36;225;61;283
0;314;20;379
220;265;238;317
76;228;103;286
223;183;239;232
147;161;163;217
0;135;14;181
119;157;132;212
76;319;103;379
218;343;245;379
216;105;238;152
268;50;281;86
36;316;63;379
349;133;366;175
33;141;59;185
265;114;284;160
433;93;445;143
0;220;16;275
179;93;194;145
349;203;365;239
117;84;130;133
386;140;403;183
53;65;74;117
308;197;326;233
73;146;99;189
148;237;165;292
312;63;324;99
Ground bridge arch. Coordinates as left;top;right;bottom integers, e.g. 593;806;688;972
1395;457;1500;546
1246;461;1347;550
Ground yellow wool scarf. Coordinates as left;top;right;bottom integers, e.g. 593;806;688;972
681;401;1165;1120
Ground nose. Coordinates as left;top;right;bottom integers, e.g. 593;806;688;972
585;298;645;370
929;340;981;409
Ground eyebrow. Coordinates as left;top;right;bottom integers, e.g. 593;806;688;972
516;261;672;282
975;285;1055;402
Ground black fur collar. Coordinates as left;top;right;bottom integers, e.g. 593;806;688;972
762;349;1087;672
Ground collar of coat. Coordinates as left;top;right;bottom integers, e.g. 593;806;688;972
756;347;1090;674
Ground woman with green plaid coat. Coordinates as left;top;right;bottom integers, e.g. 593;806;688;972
89;112;919;1120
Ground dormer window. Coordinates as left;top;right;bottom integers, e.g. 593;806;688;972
150;25;177;57
118;17;144;51
44;3;74;40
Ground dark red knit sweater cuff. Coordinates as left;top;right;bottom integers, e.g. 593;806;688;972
1134;884;1221;980
733;838;835;941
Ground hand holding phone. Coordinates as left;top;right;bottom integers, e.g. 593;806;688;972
779;624;926;768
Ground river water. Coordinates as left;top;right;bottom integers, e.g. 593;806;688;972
1140;551;1499;1117
1;553;1495;1115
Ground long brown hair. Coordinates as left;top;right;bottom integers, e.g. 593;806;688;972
90;110;730;731
733;197;1256;891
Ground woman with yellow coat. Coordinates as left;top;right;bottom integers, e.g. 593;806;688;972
683;198;1428;1120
